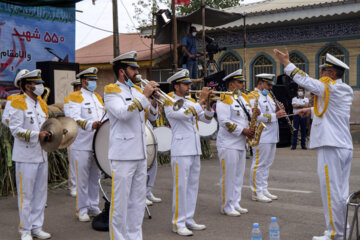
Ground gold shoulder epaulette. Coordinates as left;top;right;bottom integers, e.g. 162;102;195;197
104;84;121;94
7;93;19;101
187;96;196;103
94;92;104;106
64;96;70;104
37;96;48;116
221;94;233;105
241;93;250;104
165;92;175;106
69;91;84;103
10;94;27;110
132;84;143;93
319;76;336;85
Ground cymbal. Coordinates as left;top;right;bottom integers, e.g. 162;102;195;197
57;117;78;149
40;118;63;152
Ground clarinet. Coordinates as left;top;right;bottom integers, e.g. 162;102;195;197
269;90;296;134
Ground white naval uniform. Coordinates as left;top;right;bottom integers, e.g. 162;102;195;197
164;93;214;231
145;120;158;198
216;94;251;214
249;88;279;197
104;82;158;240
284;63;353;240
8;94;48;236
68;88;105;216
63;96;76;193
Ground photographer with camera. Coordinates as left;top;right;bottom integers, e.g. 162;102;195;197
182;26;203;79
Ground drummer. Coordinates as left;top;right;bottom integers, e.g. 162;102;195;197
68;67;105;222
104;51;158;240
64;78;82;198
164;69;214;236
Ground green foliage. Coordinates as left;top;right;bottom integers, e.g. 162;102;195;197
176;0;242;16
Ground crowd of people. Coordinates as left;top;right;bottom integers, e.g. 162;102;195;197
1;46;353;240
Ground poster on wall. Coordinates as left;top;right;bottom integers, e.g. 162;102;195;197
0;2;75;84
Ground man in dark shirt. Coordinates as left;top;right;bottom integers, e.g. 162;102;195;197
182;26;199;79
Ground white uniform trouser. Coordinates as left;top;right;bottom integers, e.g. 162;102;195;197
68;147;76;192
146;159;158;198
73;149;100;216
109;159;146;240
250;143;276;196
16;161;48;235
218;148;246;213
317;147;352;240
171;155;200;230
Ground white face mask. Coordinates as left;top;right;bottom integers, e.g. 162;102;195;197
192;31;197;37
298;91;304;97
33;84;44;96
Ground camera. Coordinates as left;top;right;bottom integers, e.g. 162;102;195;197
205;36;227;61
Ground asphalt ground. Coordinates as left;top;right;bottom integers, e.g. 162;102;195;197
1;144;360;240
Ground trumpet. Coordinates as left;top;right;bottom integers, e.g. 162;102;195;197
189;88;240;101
136;75;184;111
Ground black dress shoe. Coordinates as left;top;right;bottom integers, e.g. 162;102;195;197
301;146;307;150
291;147;296;150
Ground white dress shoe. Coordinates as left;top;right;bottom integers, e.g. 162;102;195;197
88;209;101;217
173;227;193;236
146;198;153;206
252;194;272;203
69;190;77;198
235;205;248;214
147;193;162;203
186;222;206;231
221;209;241;217
264;190;278;200
21;233;33;240
31;229;51;239
78;213;90;222
312;235;331;240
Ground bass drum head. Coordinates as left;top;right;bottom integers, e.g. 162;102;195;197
153;126;172;152
93;119;112;178
145;124;157;169
93;120;158;178
198;118;218;138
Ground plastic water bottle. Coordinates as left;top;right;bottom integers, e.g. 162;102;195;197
269;217;280;240
251;223;262;240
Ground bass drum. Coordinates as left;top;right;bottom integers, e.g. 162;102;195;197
198;118;218;138
153;126;172;153
93;119;157;178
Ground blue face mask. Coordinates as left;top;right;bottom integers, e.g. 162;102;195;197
261;89;269;96
87;81;97;92
125;79;133;88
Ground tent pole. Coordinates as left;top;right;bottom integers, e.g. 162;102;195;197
172;0;178;72
202;0;207;77
243;13;247;82
149;1;155;80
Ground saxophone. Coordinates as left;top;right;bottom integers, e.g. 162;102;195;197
43;87;51;103
246;94;266;147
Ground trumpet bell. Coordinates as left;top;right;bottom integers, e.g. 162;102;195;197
57;117;78;149
40;118;63;152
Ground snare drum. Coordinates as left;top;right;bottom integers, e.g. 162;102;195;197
153;126;172;153
198;118;218;138
93;119;157;178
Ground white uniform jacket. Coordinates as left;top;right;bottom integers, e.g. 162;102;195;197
2;94;19;127
68;88;105;151
104;81;158;161
284;63;353;150
248;89;279;144
8;94;48;163
165;92;214;157
216;94;252;151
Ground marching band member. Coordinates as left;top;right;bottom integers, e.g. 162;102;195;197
216;69;254;217
165;69;214;236
1;69;26;127
104;51;158;240
68;67;104;222
249;74;285;203
274;49;353;240
9;69;51;240
63;78;81;198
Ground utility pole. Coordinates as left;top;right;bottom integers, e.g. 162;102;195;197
149;0;155;80
171;0;178;72
112;0;120;58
